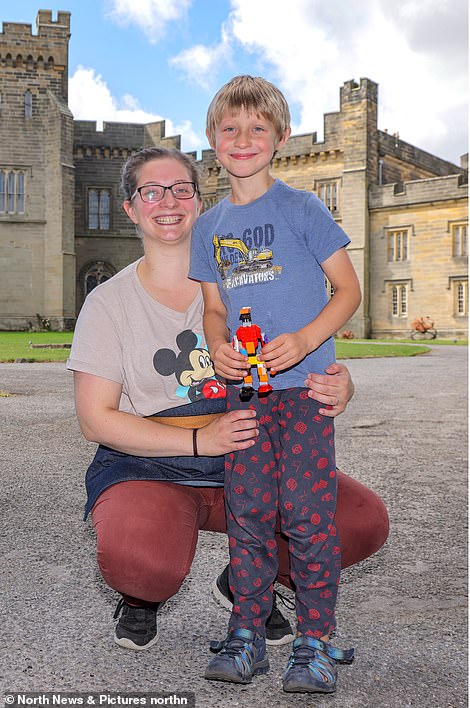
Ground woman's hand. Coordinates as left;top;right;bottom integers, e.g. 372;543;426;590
197;408;259;456
74;371;257;458
305;363;354;418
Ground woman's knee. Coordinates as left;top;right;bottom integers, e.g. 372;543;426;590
95;520;191;602
336;469;390;568
91;481;200;602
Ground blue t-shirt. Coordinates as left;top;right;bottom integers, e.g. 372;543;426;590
189;179;350;386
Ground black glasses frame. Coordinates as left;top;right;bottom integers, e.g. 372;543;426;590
131;181;198;202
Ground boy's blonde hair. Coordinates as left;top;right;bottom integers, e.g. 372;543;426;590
206;75;291;144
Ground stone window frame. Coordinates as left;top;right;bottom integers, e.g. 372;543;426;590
315;178;341;216
385;225;413;262
0;168;26;215
450;220;468;258
87;187;112;231
383;279;412;318
448;276;468;317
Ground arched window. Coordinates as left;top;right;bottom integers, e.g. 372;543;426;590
24;91;32;119
81;261;116;297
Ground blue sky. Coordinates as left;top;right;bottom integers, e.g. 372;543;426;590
8;0;468;164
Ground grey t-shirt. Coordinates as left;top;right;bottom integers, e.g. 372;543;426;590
190;179;351;384
67;258;225;417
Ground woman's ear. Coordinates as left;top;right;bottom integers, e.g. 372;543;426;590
123;199;138;225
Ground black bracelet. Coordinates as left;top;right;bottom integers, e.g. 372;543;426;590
192;428;199;457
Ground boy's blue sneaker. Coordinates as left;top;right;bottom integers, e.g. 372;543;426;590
282;636;354;694
204;628;269;684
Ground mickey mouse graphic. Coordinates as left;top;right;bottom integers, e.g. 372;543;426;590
153;329;226;401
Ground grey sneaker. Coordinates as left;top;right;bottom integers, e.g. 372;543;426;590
113;597;163;651
212;565;295;646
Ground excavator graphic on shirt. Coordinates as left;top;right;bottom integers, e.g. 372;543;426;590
212;235;282;284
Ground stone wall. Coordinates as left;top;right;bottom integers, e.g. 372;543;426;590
369;174;468;338
0;10;74;330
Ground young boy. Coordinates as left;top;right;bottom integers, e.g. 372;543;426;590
189;75;360;694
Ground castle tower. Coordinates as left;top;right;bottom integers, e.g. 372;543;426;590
339;78;378;337
0;10;75;330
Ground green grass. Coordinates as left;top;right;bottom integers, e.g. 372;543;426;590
389;338;468;346
336;340;431;358
0;331;73;362
0;331;466;362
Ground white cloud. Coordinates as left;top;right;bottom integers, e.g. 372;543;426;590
232;0;467;159
169;25;232;89
106;0;192;43
69;66;203;150
169;0;467;163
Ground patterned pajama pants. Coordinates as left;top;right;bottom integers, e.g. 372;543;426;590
225;386;341;639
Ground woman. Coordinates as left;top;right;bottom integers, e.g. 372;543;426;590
67;147;388;652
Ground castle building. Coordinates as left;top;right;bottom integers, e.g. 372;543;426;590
0;10;467;337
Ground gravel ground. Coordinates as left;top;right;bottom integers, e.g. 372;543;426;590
0;345;467;708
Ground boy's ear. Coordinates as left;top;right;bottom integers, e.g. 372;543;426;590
206;128;216;150
277;126;291;149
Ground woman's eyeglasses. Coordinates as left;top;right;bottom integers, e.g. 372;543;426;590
131;182;197;202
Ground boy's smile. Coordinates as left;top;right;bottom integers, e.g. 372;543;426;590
209;108;290;185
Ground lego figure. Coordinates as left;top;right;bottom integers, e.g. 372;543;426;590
232;307;273;400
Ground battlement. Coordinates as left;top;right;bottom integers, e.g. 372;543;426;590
369;173;467;209
0;10;70;69
36;10;71;32
340;78;378;106
74;120;180;156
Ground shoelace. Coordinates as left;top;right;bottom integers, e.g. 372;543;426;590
113;597;125;619
289;646;336;684
221;636;254;657
273;587;296;611
113;597;163;619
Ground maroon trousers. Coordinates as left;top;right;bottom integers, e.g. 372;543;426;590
91;473;389;606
